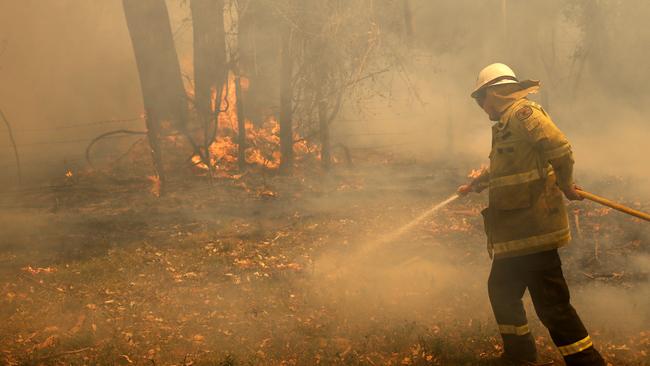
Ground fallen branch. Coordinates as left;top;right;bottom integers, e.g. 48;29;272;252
0;108;22;183
34;347;92;362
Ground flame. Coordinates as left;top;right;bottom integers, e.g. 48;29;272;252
199;73;317;175
239;76;250;91
468;165;488;179
65;169;73;178
147;175;161;197
191;155;209;171
166;72;319;179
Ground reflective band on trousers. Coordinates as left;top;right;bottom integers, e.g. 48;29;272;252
557;335;593;356
492;227;571;255
489;168;542;188
544;142;572;160
498;324;530;336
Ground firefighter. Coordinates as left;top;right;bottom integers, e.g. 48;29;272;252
457;63;606;366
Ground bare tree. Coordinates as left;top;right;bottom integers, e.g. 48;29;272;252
289;0;396;170
122;0;188;129
235;74;247;171
238;1;281;126
278;21;294;173
190;0;227;160
122;0;190;194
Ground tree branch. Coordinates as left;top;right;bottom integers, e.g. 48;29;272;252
85;129;147;169
0;109;22;184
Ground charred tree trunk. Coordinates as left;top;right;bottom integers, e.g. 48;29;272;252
318;99;331;171
190;0;226;156
235;76;247;171
238;2;281;126
122;0;188;129
0;109;21;184
573;0;610;95
123;0;188;194
279;26;294;173
145;109;166;196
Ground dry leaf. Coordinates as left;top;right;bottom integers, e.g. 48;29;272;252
69;314;86;334
22;266;57;275
193;335;205;342
120;354;134;364
34;335;59;351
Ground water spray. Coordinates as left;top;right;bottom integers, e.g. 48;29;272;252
320;193;460;279
380;194;460;244
351;194;460;258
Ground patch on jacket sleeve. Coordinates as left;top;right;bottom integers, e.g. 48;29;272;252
524;117;541;132
515;105;533;121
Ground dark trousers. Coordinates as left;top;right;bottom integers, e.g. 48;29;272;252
488;250;605;366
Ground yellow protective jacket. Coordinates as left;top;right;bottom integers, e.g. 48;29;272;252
477;98;574;259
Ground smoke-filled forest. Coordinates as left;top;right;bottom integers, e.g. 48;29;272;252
0;1;649;365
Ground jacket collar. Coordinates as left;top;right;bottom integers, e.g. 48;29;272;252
495;98;528;131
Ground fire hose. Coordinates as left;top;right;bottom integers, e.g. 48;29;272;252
376;188;649;247
576;189;650;222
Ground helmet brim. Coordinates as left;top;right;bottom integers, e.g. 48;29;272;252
471;79;519;98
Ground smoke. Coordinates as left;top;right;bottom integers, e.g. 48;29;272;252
0;1;648;363
571;253;650;342
334;0;650;200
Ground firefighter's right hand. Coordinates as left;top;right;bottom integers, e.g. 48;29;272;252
562;184;585;201
457;184;473;196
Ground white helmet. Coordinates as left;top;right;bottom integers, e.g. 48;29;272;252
471;63;519;98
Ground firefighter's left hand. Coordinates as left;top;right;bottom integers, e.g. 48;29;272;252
562;184;584;201
457;184;473;196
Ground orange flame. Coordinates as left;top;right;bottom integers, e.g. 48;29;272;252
191;155;209;171
200;73;317;175
468;165;488;179
176;72;318;178
147;175;161;197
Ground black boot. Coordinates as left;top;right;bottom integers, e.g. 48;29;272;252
563;346;605;366
498;354;554;366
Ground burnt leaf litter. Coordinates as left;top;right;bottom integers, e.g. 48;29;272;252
0;158;648;365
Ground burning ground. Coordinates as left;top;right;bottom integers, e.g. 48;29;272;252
0;158;649;366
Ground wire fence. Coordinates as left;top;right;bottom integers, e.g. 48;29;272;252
9;116;145;134
0;113;433;172
0;116;147;171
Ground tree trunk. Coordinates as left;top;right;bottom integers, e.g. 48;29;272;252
318;99;331;171
190;0;226;151
0;109;21;184
145;109;166;197
122;0;188;129
235;76;247;171
279;26;294;173
123;0;186;195
403;0;413;47
237;2;280;126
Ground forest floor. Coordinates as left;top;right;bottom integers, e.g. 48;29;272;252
1;156;649;365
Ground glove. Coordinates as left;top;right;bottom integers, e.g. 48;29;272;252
457;184;474;196
562;184;584;201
